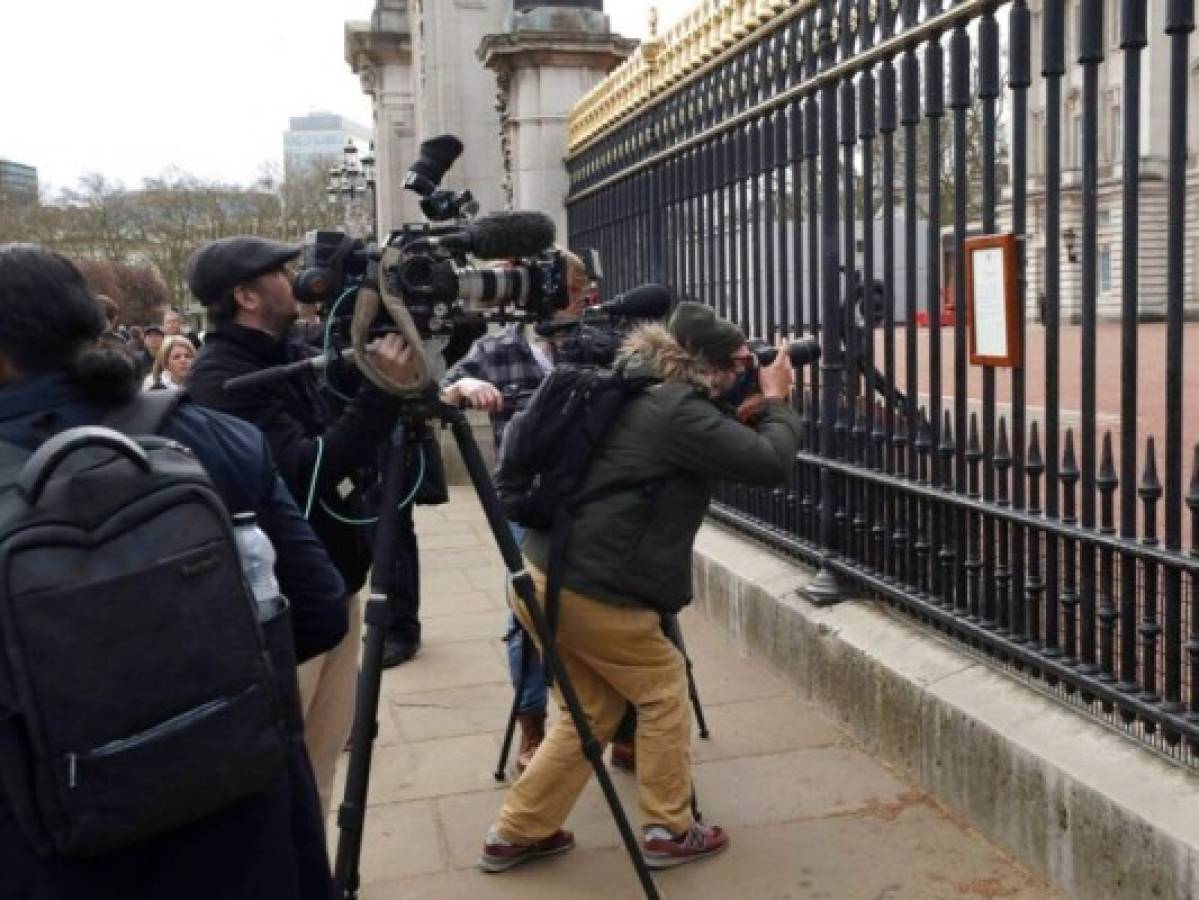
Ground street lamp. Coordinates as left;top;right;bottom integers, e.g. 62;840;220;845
325;138;377;237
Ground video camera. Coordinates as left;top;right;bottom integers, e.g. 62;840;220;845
288;135;600;393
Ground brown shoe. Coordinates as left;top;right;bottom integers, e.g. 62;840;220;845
515;710;546;774
643;822;730;869
610;740;635;772
480;827;575;872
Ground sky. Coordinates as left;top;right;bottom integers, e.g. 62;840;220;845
1;1;694;196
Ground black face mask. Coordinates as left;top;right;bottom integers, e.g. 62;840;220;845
720;368;757;408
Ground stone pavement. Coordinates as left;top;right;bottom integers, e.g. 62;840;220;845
332;487;1059;900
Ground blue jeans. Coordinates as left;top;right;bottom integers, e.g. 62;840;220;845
506;523;547;714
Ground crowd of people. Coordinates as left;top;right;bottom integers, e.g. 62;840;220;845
0;233;802;898
97;300;202;389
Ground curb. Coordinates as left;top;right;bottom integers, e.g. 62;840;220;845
692;521;1199;900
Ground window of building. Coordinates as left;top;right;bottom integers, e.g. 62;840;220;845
1099;245;1112;292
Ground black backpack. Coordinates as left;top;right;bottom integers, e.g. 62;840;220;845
495;362;659;637
0;391;287;858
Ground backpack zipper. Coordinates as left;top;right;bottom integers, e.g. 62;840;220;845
65;689;247;788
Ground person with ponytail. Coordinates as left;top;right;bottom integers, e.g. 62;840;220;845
0;243;348;900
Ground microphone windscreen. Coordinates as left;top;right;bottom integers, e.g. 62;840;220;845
467;211;557;259
605;283;672;320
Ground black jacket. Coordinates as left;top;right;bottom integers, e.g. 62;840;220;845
0;372;346;900
189;323;403;593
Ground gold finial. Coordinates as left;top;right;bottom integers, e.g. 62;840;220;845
648;6;659;39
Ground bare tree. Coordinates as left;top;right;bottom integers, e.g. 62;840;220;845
0;164;336;315
75;259;169;325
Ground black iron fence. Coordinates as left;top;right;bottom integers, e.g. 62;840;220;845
565;0;1199;767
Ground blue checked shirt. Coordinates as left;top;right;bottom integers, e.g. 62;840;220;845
440;324;551;449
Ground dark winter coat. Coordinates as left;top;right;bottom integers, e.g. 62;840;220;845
0;371;345;900
189;322;404;593
522;325;804;613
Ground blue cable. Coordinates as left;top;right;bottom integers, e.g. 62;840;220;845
321;286;358;404
304;436;324;520
316;444;427;526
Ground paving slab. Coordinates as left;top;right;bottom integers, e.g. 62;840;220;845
380;639;508;694
421;586;505;617
389;682;515;743
418;608;510;645
333;490;1059;899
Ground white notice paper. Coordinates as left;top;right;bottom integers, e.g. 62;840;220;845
971;246;1008;359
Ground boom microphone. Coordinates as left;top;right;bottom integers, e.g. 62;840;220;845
534;283;673;338
592;283;672;321
417;211;556;259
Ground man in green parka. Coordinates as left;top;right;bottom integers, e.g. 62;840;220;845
480;302;803;873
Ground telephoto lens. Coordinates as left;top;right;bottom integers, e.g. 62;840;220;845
746;337;822;368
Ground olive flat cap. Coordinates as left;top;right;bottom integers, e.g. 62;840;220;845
186;236;302;304
667;301;745;364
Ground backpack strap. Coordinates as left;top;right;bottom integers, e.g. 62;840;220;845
101;388;187;436
541;506;573;687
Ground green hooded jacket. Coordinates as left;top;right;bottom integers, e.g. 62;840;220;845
522;325;804;613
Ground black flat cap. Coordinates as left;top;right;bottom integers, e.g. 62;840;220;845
186;236;302;304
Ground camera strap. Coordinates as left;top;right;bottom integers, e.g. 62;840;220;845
350;273;431;397
541;507;572;687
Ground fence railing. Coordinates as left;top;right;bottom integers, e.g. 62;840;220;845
565;0;1199;767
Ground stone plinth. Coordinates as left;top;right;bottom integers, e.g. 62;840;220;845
479;7;635;240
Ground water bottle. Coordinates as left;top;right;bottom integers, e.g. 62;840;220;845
232;511;281;604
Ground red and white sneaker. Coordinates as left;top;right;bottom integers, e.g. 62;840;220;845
479;827;575;873
642;822;730;869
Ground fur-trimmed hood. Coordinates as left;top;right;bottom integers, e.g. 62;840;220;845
617;324;719;395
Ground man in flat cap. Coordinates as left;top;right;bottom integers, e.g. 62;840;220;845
186;235;420;820
483;302;801;873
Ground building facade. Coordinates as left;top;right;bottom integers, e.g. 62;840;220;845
0;159;38;205
283;111;372;175
345;1;632;239
1023;0;1199;321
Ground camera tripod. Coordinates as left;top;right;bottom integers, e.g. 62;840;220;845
333;388;663;900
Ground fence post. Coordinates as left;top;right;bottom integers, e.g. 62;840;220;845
804;0;848;604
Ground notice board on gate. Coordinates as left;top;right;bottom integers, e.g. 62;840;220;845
964;233;1022;368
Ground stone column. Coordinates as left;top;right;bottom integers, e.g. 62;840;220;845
478;6;635;242
346;3;419;235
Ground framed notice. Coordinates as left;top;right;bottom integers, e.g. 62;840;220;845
964;233;1022;368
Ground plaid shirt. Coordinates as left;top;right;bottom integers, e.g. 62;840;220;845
440;324;551;449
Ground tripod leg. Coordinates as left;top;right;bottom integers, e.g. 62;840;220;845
661;615;710;740
334;429;411;900
443;406;661;900
494;620;531;781
659;615;706;824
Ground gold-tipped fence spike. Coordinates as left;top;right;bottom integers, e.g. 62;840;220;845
566;0;802;153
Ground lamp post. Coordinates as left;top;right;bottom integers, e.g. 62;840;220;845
326;138;377;237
